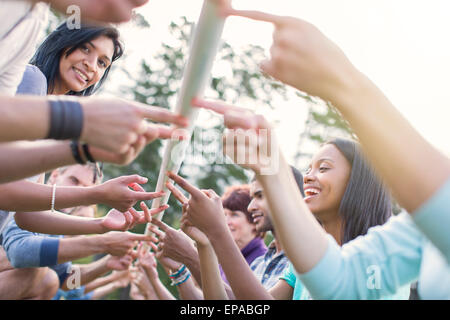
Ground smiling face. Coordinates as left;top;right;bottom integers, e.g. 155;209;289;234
224;208;257;250
248;180;273;233
303;144;352;220
55;35;114;94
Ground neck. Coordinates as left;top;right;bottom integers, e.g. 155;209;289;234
272;230;283;254
317;212;343;246
49;81;69;95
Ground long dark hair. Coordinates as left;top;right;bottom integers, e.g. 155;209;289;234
30;21;123;96
326;138;392;244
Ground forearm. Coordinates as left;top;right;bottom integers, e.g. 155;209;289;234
181;250;202;285
0;140;75;184
197;244;227;300
257;153;328;274
84;274;116;293
333;71;450;213
209;229;271;300
0;96;49;143
62;256;110;290
90;282;121;299
0;179;99;212
57;235;107;264
143;267;176;300
14;210;105;235
177;277;204;300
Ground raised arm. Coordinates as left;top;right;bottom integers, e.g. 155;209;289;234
192;101;424;299
223;9;450;259
165;171;272;300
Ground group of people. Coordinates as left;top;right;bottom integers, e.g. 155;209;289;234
0;0;448;300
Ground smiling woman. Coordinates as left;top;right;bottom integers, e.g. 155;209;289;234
29;21;123;96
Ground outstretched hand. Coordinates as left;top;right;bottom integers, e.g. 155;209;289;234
192;99;279;175
165;181;211;247
93;174;168;213
221;9;358;105
165;171;228;238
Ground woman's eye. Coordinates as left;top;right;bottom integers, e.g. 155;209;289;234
319;167;329;172
98;60;107;68
80;45;89;53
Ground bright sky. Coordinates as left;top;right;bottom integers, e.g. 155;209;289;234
114;0;450;163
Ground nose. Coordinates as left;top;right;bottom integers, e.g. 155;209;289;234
247;198;257;212
303;169;317;185
83;54;98;73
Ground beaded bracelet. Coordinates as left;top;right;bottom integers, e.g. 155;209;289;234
174;272;191;286
169;264;186;279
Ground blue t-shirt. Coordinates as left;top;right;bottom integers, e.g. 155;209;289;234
297;178;450;300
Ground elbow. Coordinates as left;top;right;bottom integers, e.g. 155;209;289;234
13;212;27;230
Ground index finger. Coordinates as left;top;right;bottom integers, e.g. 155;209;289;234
135;103;189;127
150;217;169;232
165;181;189;204
191;98;250;115
128;233;157;242
229;9;286;26
166;171;203;198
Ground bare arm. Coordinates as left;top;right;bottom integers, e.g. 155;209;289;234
62;254;132;291
0;141;75;184
180;204;228;300
0;96;49;143
226;9;450;214
57;232;154;264
165;172;272;300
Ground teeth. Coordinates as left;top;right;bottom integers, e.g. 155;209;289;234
74;68;88;81
305;188;320;195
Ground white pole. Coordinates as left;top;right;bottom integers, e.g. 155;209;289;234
145;0;227;234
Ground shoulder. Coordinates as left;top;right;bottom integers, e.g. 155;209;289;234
16;64;47;96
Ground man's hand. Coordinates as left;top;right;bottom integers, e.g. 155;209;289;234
106;254;134;271
92;175;166;213
165;171;228;238
165;181;211;248
80;97;188;155
89;125;189;166
100;231;155;256
145;204;197;265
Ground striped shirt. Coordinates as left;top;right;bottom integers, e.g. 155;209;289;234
250;240;290;290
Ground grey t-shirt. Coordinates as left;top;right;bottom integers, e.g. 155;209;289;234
0;65;48;237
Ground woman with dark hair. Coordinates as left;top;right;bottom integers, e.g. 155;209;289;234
305;138;392;245
20;21;123;96
220;185;267;284
273;137;409;300
164;116;411;299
